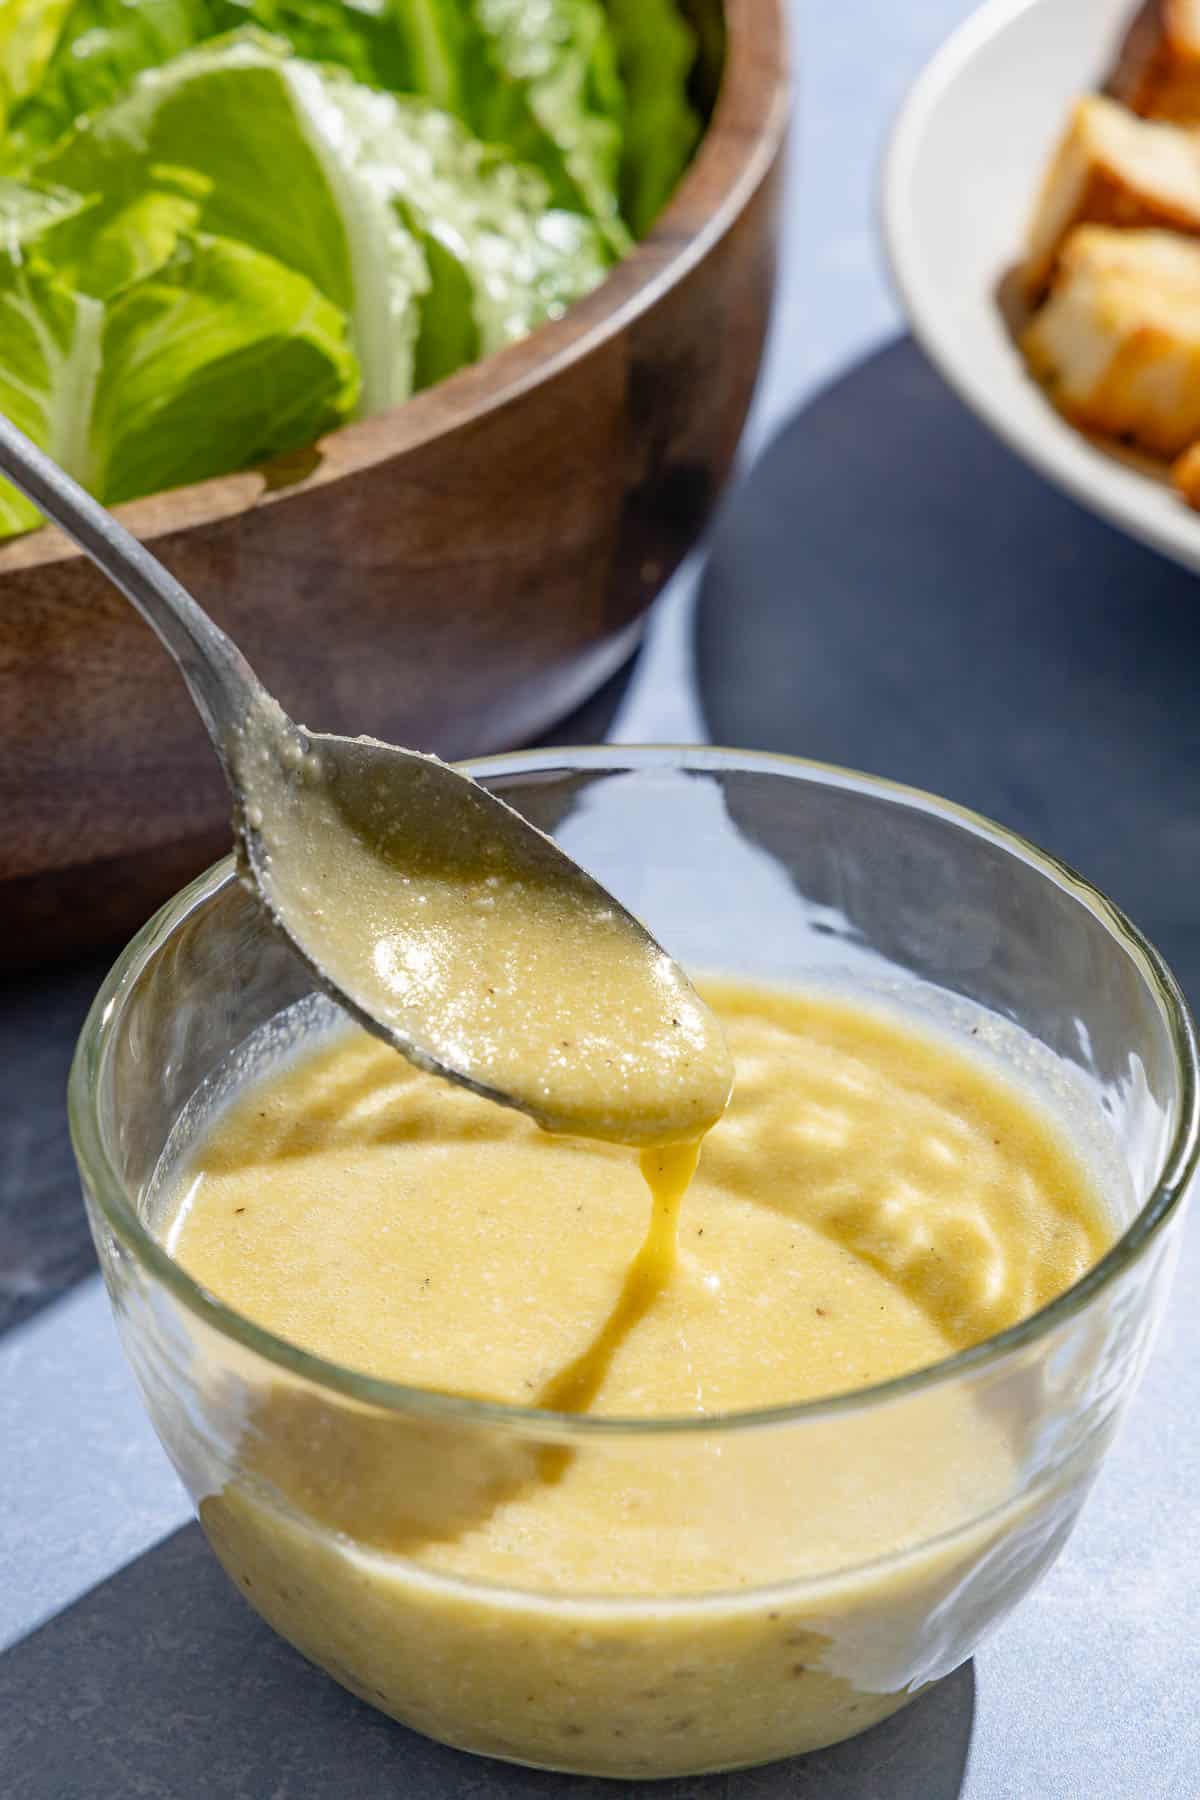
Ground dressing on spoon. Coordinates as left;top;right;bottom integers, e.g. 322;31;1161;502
234;695;732;1149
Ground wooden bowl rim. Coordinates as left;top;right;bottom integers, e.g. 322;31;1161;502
0;0;790;574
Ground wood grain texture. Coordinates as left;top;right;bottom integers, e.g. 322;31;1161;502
0;0;788;965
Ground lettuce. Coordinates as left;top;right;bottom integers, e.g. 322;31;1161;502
0;0;75;130
40;33;430;414
38;34;609;403
256;0;633;249
0;220;358;533
312;81;611;370
225;1;633;248
233;1;633;249
467;0;629;252
0;261;100;533
0;1;469;164
387;0;476;114
94;233;359;502
41;186;205;298
2;0;212;165
4;2;696;239
0;175;145;533
214;0;418;90
0;177;92;250
220;2;475;111
604;0;700;237
0;0;705;536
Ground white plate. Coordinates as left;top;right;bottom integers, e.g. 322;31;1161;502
882;0;1200;573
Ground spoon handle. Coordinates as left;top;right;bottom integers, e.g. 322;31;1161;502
0;412;266;763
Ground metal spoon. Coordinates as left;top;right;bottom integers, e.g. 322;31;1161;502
0;417;731;1143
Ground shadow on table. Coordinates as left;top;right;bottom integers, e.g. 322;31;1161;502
0;950;119;1342
0;1522;975;1800
697;334;1200;1008
0;651;642;1348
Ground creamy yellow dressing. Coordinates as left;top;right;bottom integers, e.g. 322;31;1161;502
161;981;1114;1775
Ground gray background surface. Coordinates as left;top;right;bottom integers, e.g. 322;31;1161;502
3;3;1198;1794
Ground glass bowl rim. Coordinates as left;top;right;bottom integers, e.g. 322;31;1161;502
69;744;1200;1438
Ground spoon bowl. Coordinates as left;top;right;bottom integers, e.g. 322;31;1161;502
235;710;731;1142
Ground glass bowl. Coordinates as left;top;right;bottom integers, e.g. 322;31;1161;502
69;748;1198;1779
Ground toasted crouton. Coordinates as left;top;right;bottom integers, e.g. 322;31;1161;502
1022;226;1200;457
1108;0;1200;123
1170;437;1200;504
1024;95;1200;299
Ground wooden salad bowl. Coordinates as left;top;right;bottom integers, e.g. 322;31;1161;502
0;0;788;965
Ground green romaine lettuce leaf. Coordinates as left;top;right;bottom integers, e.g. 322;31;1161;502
2;0;213;166
0;175;207;530
5;0;648;250
36;32;609;401
227;1;633;249
93;232;359;502
0;0;683;530
0;0;473;163
604;0;700;237
0;224;358;534
0;177;92;250
212;0;411;89
39;32;429;413
385;0;473;113
41;186;204;298
0;0;75;129
467;0;629;253
213;1;471;106
311;81;611;376
0;0;519;161
0;260;102;532
1;0;404;165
